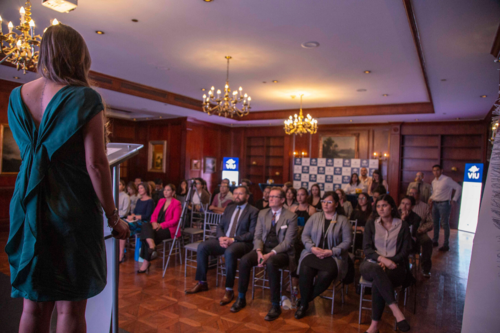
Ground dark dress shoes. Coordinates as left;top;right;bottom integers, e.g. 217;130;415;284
230;298;246;313
438;245;450;252
396;319;411;332
432;242;439;247
265;304;282;321
185;282;208;294
220;290;234;305
294;304;308;319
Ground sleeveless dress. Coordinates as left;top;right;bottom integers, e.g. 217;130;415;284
6;85;106;301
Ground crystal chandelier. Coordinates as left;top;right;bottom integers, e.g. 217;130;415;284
284;95;318;136
202;56;252;118
0;1;47;74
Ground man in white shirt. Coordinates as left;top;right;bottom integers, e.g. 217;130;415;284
359;167;372;192
429;165;462;252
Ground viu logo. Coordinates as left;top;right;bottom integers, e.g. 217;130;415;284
468;165;480;179
225;159;237;170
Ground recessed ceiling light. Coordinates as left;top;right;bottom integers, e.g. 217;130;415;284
159;116;162;118
480;95;487;98
456;118;460;120
364;70;371;74
382;94;389;97
96;30;104;35
357;89;367;92
262;81;267;84
13;76;20;79
201;88;206;91
272;80;278;83
441;79;447;81
349;120;353;122
203;0;214;2
131;19;138;22
301;41;320;48
415;119;419;121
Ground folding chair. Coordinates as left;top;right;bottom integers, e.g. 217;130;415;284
184;212;222;277
251;266;293;303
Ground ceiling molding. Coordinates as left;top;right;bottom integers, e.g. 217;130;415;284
491;23;500;59
239;102;434;121
402;0;435;111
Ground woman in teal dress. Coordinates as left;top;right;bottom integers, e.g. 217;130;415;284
6;24;130;333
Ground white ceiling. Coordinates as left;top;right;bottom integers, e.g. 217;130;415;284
0;0;498;126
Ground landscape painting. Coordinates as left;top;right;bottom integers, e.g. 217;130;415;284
320;135;358;159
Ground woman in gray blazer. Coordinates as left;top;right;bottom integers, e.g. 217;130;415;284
294;191;352;319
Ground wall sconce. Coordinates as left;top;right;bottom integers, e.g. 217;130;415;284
373;152;389;161
489;119;499;143
293;151;308;156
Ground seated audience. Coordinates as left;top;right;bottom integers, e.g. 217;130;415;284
361;194;411;333
230;188;298;321
368;170;389;196
185;186;258;305
211;178;231;204
307;183;323;211
241;178;254;205
119;183;155;262
295;192;352;319
406;171;432;204
282;181;293;193
176;179;189;206
351;192;372;251
119;180;131;218
255;186;271;210
359;167;372;192
284;187;298;210
336;188;353;219
127;182;139;212
343;173;364;194
137;184;182;274
147;181;156;199
151;178;165;205
134;177;142;188
191;178;211;211
371;185;387;208
404;188;434;277
210;183;234;214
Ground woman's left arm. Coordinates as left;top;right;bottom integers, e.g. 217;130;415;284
330;219;352;256
161;201;182;229
142;200;155;221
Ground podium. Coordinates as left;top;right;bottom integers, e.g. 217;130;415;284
85;143;143;333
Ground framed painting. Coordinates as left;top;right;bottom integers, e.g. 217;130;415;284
204;157;216;174
148;140;167;173
191;159;201;171
319;134;359;159
0;124;22;175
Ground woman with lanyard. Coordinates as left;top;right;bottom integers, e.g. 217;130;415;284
294;192;352;319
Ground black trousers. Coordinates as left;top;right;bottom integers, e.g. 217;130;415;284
140;223;171;261
298;255;338;306
195;239;253;288
238;250;289;304
416;233;433;273
360;260;406;321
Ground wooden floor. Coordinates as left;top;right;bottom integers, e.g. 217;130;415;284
0;229;470;333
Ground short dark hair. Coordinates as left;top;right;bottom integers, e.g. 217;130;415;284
372;194;400;219
241;178;251;185
432;164;442;170
137;182;150;196
222;178;230;184
264;186;272;191
373;185;387;195
236;185;250;195
284;181;293;188
270;187;286;199
286;187;297;200
401;195;416;207
155;178;163;185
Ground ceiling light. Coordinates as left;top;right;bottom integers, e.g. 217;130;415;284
201;88;206;91
364;70;371;74
13;76;20;79
382;94;389;97
349;120;353;122
357;89;367;92
203;0;214;2
301;41;320;48
272;80;278;83
96;30;104;35
415;119;419;121
480;95;487;98
131;19;138;22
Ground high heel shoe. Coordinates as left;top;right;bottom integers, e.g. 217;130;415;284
396;319;410;332
137;263;151;274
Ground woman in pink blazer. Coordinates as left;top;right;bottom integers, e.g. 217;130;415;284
137;184;182;273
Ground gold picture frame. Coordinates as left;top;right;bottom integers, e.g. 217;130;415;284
148;140;167;173
0;124;22;175
319;133;359;159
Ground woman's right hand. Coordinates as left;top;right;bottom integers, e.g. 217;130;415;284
112;219;130;239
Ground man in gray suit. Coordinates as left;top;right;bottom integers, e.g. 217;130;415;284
230;187;298;321
406;171;432;204
185;186;259;306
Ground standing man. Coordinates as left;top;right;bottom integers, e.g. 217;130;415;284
429;165;462;252
408;187;434;277
210;183;234;214
406;171;432;204
230;187;298;321
185;186;258;305
359;167;372;192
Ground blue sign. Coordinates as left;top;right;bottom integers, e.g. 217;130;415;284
334;167;342;175
361;159;369;168
351;168;360;175
301;182;309;188
310;158;318;166
464;163;484;183
302;166;310;173
342;175;351;184
343;159;351;167
325;175;333;183
309;174;317;182
294;158;302;165
326;159;334;166
318;167;325;174
223;157;239;171
294;173;301;181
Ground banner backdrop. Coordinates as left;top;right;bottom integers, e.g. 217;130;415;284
292;158;379;193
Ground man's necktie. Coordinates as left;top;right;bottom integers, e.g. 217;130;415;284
418;183;421;195
271;213;276;227
229;206;241;238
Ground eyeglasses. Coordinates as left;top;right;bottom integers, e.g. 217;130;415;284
269;195;281;199
358;197;367;201
321;200;334;205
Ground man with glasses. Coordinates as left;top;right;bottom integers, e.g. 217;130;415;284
185;186;259;305
230;187;298;321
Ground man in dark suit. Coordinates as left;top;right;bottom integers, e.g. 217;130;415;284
230;187;298;321
185;186;259;306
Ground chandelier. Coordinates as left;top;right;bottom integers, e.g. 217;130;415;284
284;95;318;136
202;56;251;118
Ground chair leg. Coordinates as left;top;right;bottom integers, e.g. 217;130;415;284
341;283;345;304
162;241;166;271
184;248;188;277
358;285;364;325
251;267;256;300
331;285;335;315
216;257;220;288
